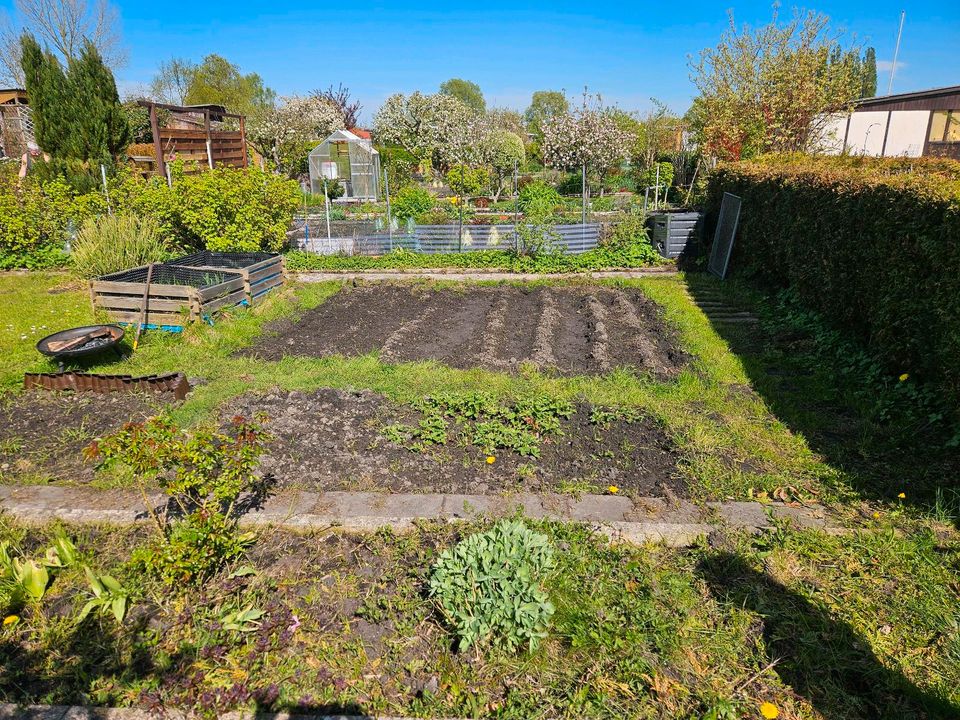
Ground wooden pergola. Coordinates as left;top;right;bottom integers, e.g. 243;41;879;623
138;100;248;177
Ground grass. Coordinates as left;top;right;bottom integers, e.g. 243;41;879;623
0;516;956;719
1;269;959;718
3;270;953;511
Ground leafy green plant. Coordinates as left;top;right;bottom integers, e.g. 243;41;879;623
220;605;264;632
87;416;268;585
382;393;574;458
518;181;561;219
71;213;170;278
429;520;556;652
390;186;434;222
0;165;75;269
445;164;489;197
78;566;130;623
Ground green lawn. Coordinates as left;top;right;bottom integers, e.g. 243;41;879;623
1;269;958;718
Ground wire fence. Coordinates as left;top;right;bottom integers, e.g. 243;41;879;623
291;220;601;256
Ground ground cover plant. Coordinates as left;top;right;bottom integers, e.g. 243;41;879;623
0;516;956;719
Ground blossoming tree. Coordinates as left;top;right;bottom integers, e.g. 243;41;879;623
248;95;344;177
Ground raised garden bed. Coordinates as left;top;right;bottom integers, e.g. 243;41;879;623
90;265;245;330
169;251;285;305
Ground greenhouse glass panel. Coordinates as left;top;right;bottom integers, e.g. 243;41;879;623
308;130;380;200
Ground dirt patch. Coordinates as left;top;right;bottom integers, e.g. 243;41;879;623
226;387;685;497
241;284;689;378
0;391;173;484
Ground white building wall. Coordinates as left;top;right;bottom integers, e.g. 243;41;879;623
883;110;929;157
845;111;890;155
812;113;848;154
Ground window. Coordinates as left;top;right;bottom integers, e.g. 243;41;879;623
929;110;960;143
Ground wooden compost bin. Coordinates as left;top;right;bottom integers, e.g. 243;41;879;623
169;252;285;305
90;265;246;330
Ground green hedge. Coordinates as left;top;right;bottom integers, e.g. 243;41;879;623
707;154;960;406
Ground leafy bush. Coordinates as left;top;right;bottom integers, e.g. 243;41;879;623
71;213;170;278
87;416;268;586
707;154;960;411
591;196;615;212
390;186;434;222
317;178;344;200
556;172;582;195
0;167;75;269
638;161;674;190
445;164;489;196
429;520;555;652
518;181;561;219
149;164;301;253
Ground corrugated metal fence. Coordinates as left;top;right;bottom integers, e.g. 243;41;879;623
294;223;600;256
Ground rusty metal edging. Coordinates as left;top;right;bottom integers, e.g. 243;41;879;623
23;372;190;401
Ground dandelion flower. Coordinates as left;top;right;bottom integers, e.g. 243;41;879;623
486;455;496;464
2;615;18;627
898;492;906;499
899;373;909;382
760;702;780;719
608;485;619;494
872;511;880;519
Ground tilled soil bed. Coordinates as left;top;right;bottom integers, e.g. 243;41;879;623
0;391;171;484
241;283;689;377
226;388;685;496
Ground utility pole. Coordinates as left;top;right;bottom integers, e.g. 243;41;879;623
888;11;905;95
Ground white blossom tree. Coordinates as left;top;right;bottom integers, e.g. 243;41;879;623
248;95;344;177
541;96;631;196
373;91;475;170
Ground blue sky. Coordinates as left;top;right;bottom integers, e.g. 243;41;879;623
5;1;959;122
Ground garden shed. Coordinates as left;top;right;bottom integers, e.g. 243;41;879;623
308;129;380;200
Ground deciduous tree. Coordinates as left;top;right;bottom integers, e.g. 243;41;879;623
373;91;474;169
182;54;275;117
0;0;124;87
439;78;485;114
314;83;361;129
247;95;344;177
688;9;862;160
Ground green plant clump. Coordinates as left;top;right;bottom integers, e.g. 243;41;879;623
429;519;556;652
390;186;434;222
383;393;574;458
71;213;170;278
86;416;268;586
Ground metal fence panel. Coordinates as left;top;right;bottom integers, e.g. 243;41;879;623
294;222;600;256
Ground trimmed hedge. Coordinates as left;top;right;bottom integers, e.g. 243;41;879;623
707;154;960;406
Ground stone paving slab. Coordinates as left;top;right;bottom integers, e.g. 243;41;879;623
0;486;840;547
297;268;676;283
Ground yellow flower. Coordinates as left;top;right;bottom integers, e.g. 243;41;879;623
872;511;880;519
898;492;906;499
899;373;909;382
486;455;496;464
608;485;619;494
760;702;780;719
3;615;19;627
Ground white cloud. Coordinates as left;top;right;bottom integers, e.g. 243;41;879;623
876;60;907;72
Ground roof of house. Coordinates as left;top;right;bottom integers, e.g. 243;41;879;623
854;85;960;111
348;127;372;140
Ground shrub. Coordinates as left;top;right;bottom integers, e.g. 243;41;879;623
707;154;960;410
160;165;301;252
71;213;170;278
556;172;582;195
317;178;344;200
86;416;268;586
591;196;615;212
391;186;434;222
445;164;489;197
429;520;555;652
518;181;561;220
638;161;674;190
0;166;75;269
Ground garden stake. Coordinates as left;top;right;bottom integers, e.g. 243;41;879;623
132;262;154;351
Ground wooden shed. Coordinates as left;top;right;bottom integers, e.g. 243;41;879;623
137;101;249;176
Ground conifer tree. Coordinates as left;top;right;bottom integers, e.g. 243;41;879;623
65;40;130;163
20;33;70;155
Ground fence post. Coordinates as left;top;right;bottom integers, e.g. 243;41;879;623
457;164;464;253
149;102;166;180
513;159;519;253
384;166;393;252
204;109;214;169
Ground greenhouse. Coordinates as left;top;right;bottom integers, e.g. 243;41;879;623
308;129;380;200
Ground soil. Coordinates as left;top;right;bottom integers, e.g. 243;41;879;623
226;387;685;497
0;391;173;484
240;284;689;378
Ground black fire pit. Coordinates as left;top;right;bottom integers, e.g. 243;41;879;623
36;324;125;370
